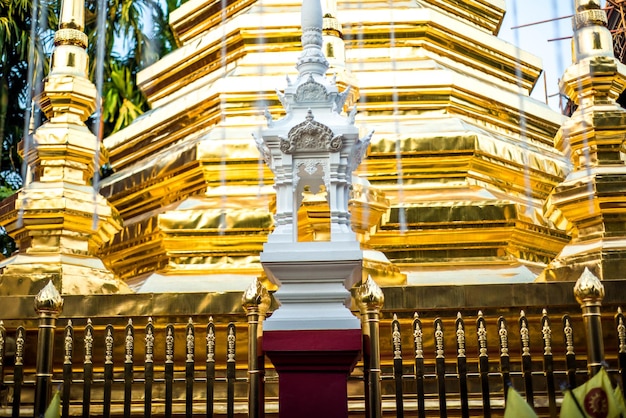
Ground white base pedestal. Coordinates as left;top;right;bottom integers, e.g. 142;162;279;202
261;241;362;331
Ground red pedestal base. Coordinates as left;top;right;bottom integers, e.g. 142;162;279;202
264;328;362;418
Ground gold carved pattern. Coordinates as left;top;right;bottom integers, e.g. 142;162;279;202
0;321;4;367
456;313;466;358
563;316;575;356
54;28;88;48
105;326;114;365
542;309;553;356
15;327;25;366
520;311;530;357
392;314;402;360
227;325;236;363
498;317;509;357
145;319;154;363
166;326;174;364
207;318;216;363
413;313;423;359
186;318;194;363
125;319;134;364
64;320;73;365
435;319;444;359
477;311;487;358
84;320;93;364
617;308;626;354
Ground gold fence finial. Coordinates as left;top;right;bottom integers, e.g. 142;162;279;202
574;267;605;304
242;277;271;316
34;280;64;315
356;275;384;312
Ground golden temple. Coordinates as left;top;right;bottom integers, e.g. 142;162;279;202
1;0;625;293
1;0;626;415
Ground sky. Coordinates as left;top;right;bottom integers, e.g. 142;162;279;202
498;0;577;111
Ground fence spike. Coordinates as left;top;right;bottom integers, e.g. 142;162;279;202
435;319;444;358
617;309;626;354
15;327;24;366
84;321;94;364
542;310;553;356
227;325;236;363
392;316;402;359
520;312;530;357
413;314;423;359
145;320;155;363
563;316;575;356
166;326;175;364
477;314;487;357
125;321;134;364
456;315;466;358
0;321;4;367
207;322;216;363
498;318;509;357
187;322;195;363
105;326;114;365
64;322;73;365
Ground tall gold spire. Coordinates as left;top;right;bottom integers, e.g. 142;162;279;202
0;0;129;295
540;0;626;281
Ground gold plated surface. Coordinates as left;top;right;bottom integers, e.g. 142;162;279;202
98;0;572;289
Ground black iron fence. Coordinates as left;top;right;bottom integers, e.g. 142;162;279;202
371;308;626;417
0;290;624;417
0;317;248;417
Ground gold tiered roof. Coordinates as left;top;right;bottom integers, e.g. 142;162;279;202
94;0;575;290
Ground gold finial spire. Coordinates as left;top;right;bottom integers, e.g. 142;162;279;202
59;0;85;31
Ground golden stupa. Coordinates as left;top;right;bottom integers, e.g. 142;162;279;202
88;0;575;294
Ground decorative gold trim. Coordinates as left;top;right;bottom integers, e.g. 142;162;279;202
125;319;134;364
227;325;236;363
105;327;114;365
563;315;575;356
456;313;466;358
64;321;73;365
207;317;216;363
498;317;509;357
165;326;174;364
15;327;24;366
0;321;4;367
542;309;553;356
54;28;88;48
520;310;530;357
145;318;154;363
435;319;444;359
392;314;402;360
477;311;487;358
186;318;195;363
413;313;423;360
84;320;93;364
617;308;625;354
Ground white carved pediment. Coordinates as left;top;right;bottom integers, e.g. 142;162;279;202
280;110;343;154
